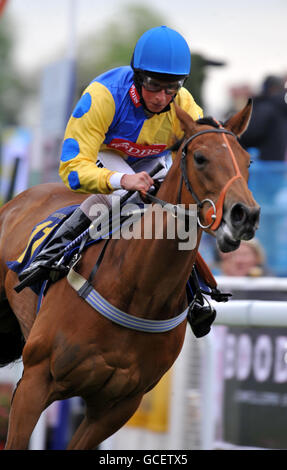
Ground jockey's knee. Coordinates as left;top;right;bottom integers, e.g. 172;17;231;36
80;194;111;220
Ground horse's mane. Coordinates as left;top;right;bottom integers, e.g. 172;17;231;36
169;116;222;152
197;116;221;128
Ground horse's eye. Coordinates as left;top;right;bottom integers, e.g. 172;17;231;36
194;152;207;167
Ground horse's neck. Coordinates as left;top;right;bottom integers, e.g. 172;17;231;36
131;165;199;291
92;170;201;319
103;206;200;319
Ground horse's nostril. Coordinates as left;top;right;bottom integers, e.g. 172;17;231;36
230;203;260;230
230;203;246;226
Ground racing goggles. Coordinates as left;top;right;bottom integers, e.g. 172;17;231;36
142;75;185;95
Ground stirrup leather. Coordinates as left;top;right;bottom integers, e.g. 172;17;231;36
190;265;231;304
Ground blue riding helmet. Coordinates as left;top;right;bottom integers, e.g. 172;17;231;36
132;25;191;76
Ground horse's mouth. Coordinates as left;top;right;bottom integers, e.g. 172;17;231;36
215;220;241;253
214;201;260;253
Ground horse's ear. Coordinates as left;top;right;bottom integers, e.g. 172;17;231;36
224;98;253;137
174;102;197;134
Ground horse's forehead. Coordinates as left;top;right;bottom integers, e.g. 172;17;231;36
188;129;247;166
192;129;236;149
191;130;229;148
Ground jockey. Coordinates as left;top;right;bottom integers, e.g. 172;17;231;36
19;26;219;336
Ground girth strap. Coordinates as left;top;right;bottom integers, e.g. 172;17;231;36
67;267;189;333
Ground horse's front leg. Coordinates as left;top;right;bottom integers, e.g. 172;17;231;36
67;393;143;450
5;360;51;450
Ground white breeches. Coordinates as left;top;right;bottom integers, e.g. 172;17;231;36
80;151;170;220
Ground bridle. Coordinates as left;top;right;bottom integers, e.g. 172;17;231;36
140;124;244;231
178;126;243;230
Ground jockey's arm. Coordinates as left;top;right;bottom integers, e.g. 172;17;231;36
120;172;154;192
59;81;142;194
59;81;202;194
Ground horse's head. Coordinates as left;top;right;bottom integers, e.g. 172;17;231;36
174;100;260;252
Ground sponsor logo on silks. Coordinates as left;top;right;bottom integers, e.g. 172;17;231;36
107;138;167;158
129;84;141;108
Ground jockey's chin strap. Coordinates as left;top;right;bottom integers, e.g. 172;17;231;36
179;126;243;230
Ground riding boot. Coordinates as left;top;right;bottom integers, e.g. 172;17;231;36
18;207;91;284
187;295;217;338
186;252;218;338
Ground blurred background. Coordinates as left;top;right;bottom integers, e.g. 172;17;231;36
1;0;287;451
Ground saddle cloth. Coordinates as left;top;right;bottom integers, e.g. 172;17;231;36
7;201;145;296
7;205;80;294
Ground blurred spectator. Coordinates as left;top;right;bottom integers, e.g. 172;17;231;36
214;239;270;277
240;75;287;161
226;84;253;115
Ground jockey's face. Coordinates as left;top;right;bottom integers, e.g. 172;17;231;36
141;86;174;113
140;75;184;114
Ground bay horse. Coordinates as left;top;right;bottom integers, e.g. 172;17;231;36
1;102;259;449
